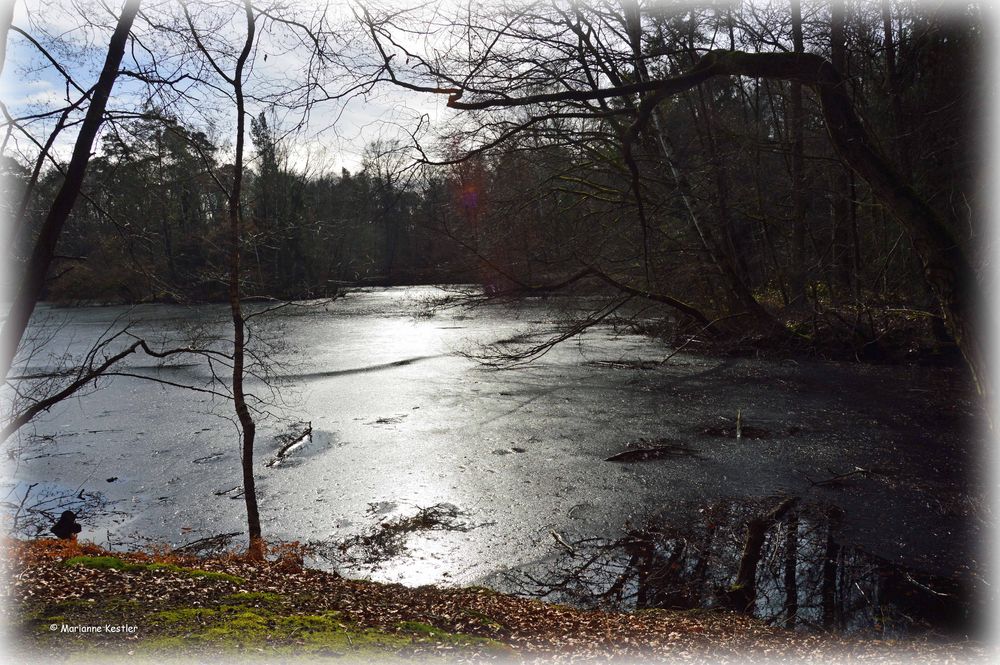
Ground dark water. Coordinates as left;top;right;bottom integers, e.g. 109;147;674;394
490;497;978;638
1;287;987;638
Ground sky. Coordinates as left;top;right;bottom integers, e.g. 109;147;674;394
0;0;458;175
1;0;996;178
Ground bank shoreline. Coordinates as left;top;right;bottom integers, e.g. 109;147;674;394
2;538;987;664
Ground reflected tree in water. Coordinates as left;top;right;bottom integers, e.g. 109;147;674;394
501;498;971;637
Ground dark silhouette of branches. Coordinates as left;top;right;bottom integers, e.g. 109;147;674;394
0;0;141;381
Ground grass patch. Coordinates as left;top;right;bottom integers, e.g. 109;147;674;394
397;620;441;636
65;556;245;584
65;556;144;571
145;562;186;574
222;591;285;606
135;604;506;658
151;607;219;624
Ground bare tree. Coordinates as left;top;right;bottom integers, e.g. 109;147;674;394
363;1;985;394
3;0;314;550
0;0;140;381
178;0;262;553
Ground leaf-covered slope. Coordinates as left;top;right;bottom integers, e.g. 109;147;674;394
1;539;987;663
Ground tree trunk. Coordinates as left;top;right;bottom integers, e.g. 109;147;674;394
627;3;783;336
821;510;840;628
729;497;798;612
829;0;854;298
190;0;263;555
882;0;911;179
655;51;983;393
692;86;782;333
0;0;140;381
788;0;808;309
232;1;263;556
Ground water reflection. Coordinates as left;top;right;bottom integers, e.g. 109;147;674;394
496;498;974;638
311;502;476;587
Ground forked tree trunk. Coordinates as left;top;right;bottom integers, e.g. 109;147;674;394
625;2;784;337
720;50;984;393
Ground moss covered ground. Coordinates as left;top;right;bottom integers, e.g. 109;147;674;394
2;538;988;663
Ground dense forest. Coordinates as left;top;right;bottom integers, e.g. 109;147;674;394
3;1;983;367
5;115;481;301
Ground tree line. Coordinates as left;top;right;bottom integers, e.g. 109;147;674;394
9;2;981;354
4;112;488;302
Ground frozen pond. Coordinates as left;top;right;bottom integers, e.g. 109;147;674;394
1;286;987;634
